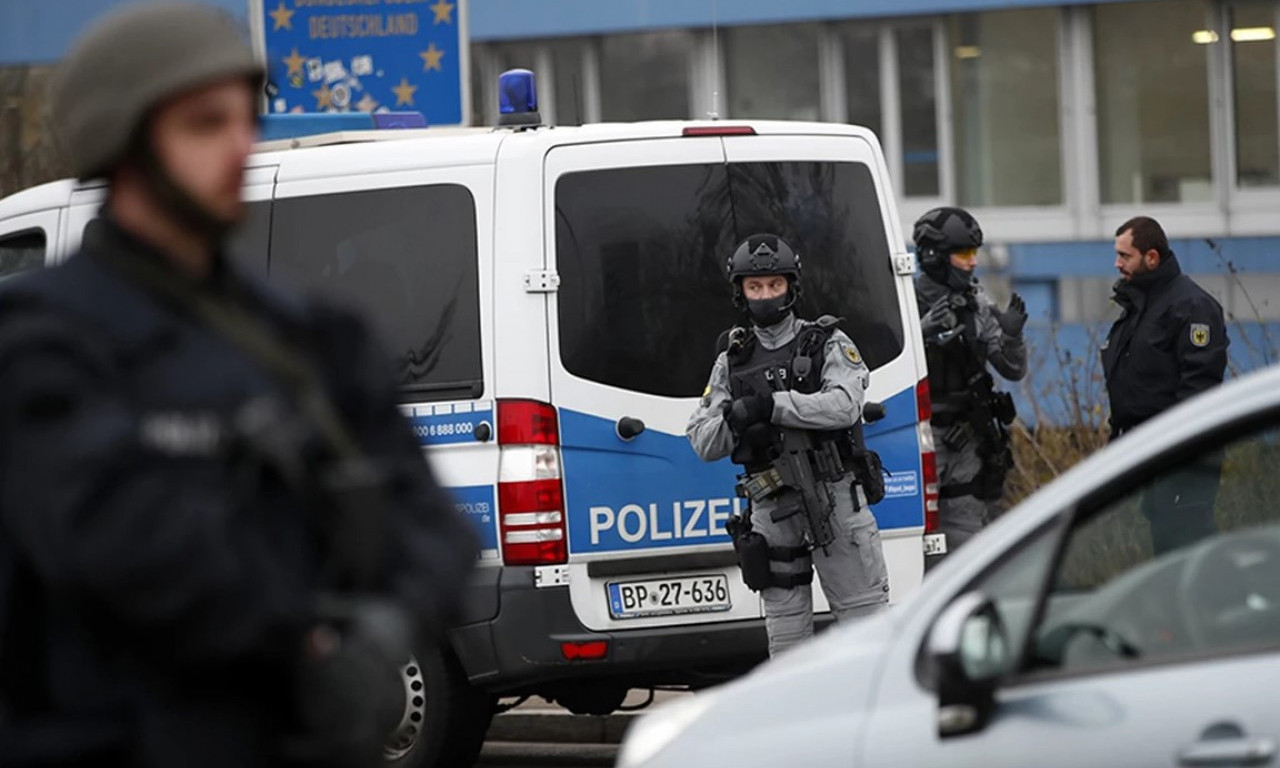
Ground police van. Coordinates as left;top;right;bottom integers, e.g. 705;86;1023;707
0;72;938;766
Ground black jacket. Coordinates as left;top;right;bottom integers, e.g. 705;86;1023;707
0;220;478;766
1101;253;1228;436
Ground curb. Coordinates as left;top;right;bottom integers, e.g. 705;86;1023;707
487;710;639;745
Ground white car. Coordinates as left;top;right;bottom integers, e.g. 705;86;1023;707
619;363;1280;768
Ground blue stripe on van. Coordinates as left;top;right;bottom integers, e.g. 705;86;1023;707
558;387;923;555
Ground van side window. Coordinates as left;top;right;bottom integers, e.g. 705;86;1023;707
0;230;47;281
227;200;272;277
555;161;905;398
269;184;483;399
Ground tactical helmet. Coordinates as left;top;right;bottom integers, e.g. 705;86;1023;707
48;3;265;180
726;234;801;282
911;206;983;282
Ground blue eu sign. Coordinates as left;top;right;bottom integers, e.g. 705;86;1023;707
251;0;468;126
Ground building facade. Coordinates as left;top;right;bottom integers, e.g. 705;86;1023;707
3;0;1279;368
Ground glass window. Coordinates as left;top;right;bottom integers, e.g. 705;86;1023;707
1230;1;1280;188
1094;1;1214;204
555;161;905;397
897;26;941;197
839;23;882;135
227;200;271;278
0;230;45;280
599;31;694;121
950;9;1063;206
965;418;1280;681
548;39;589;126
270;185;483;399
726;24;821;120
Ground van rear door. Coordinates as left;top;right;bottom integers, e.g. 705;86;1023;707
546;128;921;633
544;136;759;632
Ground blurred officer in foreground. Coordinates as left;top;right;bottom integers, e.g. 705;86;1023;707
1104;216;1228;553
0;4;477;767
688;234;889;657
913;207;1026;570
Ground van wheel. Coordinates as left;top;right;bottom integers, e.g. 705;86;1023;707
383;646;494;768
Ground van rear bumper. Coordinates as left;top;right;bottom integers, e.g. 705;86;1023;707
449;565;804;694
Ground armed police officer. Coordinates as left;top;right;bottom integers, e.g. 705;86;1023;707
688;234;889;657
0;4;477;767
913;207;1027;569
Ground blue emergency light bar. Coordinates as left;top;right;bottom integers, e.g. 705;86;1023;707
258;111;427;142
497;69;542;127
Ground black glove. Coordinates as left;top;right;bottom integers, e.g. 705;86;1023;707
724;394;774;433
998;292;1028;336
921;296;959;337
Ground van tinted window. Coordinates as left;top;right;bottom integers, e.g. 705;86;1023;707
0;230;46;280
270;184;483;399
555;161;904;398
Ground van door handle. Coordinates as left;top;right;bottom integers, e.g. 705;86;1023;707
1178;737;1276;766
616;417;645;441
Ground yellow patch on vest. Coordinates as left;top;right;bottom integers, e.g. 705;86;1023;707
842;344;863;365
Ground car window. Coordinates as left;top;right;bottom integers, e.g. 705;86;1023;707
956;419;1280;683
0;230;46;281
1030;424;1280;674
555;160;905;398
269;184;483;400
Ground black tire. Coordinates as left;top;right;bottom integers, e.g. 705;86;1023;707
383;646;494;768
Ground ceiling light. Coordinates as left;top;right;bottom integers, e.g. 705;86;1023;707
954;45;982;59
1231;27;1276;42
1192;30;1219;44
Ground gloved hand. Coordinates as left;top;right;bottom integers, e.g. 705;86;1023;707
921;297;959;337
724;394;774;433
998;292;1028;336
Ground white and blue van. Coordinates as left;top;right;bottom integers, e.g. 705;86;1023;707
0;78;939;767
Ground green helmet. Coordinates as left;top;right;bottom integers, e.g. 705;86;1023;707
48;2;264;180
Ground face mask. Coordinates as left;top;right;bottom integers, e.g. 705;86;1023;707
946;265;974;292
747;295;791;327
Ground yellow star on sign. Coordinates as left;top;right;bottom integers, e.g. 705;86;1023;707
283;47;306;78
430;0;454;24
355;93;379;113
392;77;418;107
312;84;333;110
268;1;295;31
419;43;445;72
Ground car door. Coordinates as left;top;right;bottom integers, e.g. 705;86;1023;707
863;412;1280;768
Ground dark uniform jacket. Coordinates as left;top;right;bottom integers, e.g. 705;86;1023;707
1101;253;1228;436
0;220;478;767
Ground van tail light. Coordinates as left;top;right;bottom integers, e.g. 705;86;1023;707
497;399;568;565
916;378;940;534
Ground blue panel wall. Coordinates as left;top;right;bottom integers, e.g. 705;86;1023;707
1;0;1144;64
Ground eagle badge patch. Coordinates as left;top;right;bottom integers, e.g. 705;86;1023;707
842;345;863;365
1190;323;1210;348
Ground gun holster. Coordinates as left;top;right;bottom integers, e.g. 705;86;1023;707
725;513;773;592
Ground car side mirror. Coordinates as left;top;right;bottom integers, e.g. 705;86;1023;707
927;591;1011;738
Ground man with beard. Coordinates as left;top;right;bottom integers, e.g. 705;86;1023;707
1103;216;1228;554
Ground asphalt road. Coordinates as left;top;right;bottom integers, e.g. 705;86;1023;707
478;741;618;767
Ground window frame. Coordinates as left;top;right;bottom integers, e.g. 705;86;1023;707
1219;0;1280;229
